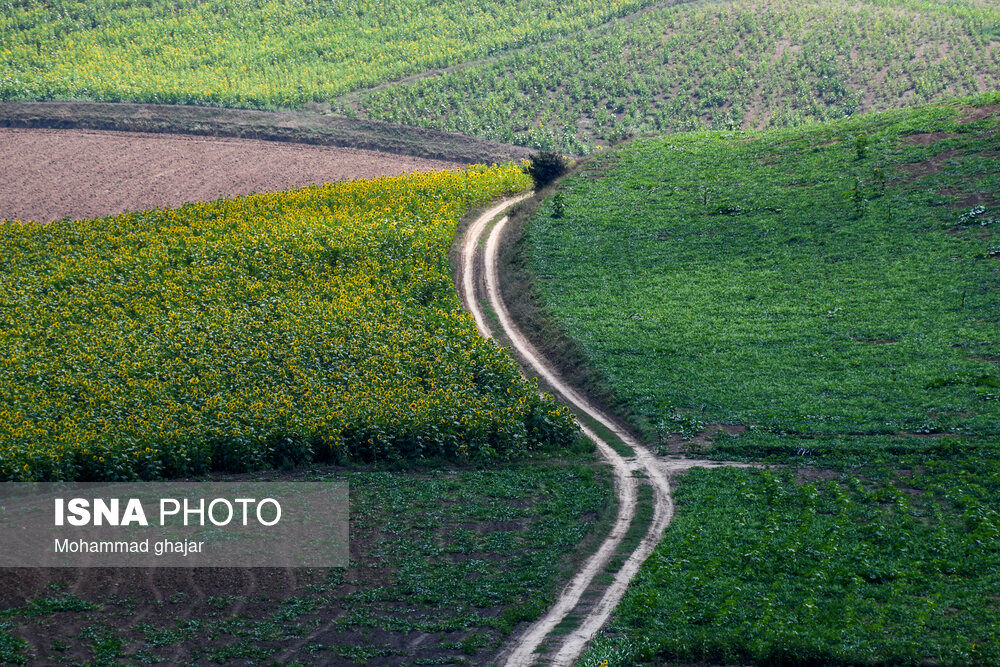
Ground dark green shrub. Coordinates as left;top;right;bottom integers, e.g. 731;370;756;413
551;193;565;218
526;151;569;189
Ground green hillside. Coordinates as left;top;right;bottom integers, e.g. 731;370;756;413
527;95;999;446
524;95;1000;664
357;0;1000;152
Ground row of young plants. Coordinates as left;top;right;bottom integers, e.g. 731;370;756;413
0;164;576;481
355;0;1000;153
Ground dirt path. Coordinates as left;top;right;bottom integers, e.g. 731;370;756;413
0;127;464;223
460;197;752;665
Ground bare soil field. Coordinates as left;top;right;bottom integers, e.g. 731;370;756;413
0;128;460;222
0;101;532;164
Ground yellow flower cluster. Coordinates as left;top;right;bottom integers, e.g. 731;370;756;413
0;165;574;481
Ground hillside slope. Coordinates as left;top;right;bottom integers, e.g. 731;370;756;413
0;0;656;107
356;0;1000;152
527;94;999;446
521;94;1000;665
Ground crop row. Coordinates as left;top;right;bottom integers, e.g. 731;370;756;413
0;164;576;481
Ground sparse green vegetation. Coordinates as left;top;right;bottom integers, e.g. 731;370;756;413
0;622;27;665
357;0;1000;152
0;594;97;618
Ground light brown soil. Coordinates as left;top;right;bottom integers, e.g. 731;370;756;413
0;127;460;223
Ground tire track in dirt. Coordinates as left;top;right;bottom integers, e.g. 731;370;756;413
460;196;753;665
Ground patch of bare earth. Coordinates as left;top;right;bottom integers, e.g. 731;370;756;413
959;102;1000;124
967;355;1000;363
662;424;748;456
895;147;963;180
899;131;960;145
0;128;460;223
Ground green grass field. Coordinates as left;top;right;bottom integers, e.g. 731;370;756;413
523;95;999;662
526;95;999;445
0;454;611;664
356;0;1000;152
582;461;1000;665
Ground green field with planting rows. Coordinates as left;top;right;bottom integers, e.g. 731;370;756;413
357;0;1000;152
0;456;610;664
4;1;998;155
0;0;654;108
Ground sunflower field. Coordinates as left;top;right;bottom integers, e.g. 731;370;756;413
0;164;574;482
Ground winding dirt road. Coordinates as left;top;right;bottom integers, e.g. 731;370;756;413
460;196;751;666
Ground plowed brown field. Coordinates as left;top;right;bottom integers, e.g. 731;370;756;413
0;127;460;222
